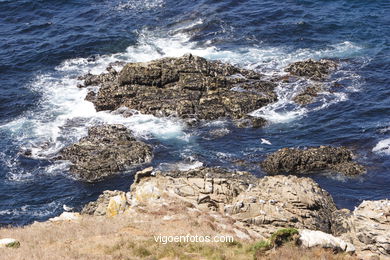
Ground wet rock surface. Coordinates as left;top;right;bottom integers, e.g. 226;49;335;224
57;124;152;182
83;54;277;126
285;59;337;80
292;84;323;105
261;146;365;176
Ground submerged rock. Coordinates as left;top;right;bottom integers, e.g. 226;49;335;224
292;84;323;105
261;146;365;176
285;59;337;80
57;124;152;182
83;54;277;126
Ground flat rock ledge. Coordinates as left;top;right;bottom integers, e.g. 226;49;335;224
79;167;389;258
56;124;152;182
82;54;278;128
261;146;365;176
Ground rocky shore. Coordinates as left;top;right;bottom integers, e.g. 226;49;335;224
79;166;389;258
1;56;387;260
261;146;365;176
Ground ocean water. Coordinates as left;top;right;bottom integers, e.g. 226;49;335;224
0;0;389;226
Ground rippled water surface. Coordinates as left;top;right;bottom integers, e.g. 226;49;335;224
0;0;389;225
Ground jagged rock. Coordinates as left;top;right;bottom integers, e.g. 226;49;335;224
285;59;337;80
225;175;337;234
126;168;337;236
106;193;127;217
81;190;128;216
261;146;365;176
57;124;153;182
298;229;355;253
0;238;20;248
83;54;277;126
337;200;390;258
133;167;154;185
80;166;389;259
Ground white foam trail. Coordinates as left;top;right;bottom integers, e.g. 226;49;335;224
208;42;363;123
115;0;164;11
0;201;61;218
373;138;390;155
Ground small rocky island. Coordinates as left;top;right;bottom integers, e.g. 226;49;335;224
56;124;153;182
81;54;278;127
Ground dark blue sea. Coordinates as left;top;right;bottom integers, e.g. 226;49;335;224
0;0;389;226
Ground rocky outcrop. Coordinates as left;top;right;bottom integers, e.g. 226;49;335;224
83;167;337;236
79;167;390;258
261;146;365;176
285;59;337;80
336;200;390;258
57;124;153;182
83;54;277;127
224;175;337;235
81;190;128;216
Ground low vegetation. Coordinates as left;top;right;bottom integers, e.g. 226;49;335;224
0;219;357;260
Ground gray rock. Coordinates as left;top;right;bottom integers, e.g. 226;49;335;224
285;59;337;80
261;146;365;176
57;124;153;182
83;54;277;126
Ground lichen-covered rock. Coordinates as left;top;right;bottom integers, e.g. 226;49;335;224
285;59;337;80
84;54;277;126
81;190;128;216
57;124;152;182
106;193;127;217
225;175;337;234
126;168;337;236
336;200;390;258
261;146;365;176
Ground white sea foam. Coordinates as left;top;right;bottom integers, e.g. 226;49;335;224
0;201;61;218
0;19;365;180
115;0;164;11
373;138;390;155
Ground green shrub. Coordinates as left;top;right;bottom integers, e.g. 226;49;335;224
269;228;299;247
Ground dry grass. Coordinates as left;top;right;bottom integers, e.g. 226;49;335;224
0;213;358;260
256;244;358;260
